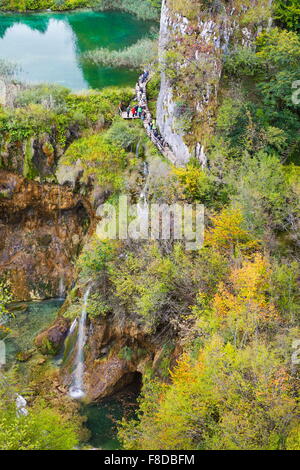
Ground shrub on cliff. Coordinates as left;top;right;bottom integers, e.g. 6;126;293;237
62;133;127;190
119;338;300;450
108;242;228;331
105;117;147;152
0;373;79;450
273;0;300;32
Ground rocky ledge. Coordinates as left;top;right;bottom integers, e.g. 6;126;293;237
0;170;94;300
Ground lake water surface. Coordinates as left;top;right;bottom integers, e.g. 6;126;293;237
0;11;153;90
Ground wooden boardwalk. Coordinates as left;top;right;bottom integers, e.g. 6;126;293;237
121;73;177;165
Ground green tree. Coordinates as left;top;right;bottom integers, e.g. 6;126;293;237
0;373;78;450
273;0;300;32
0;405;78;450
119;338;299;450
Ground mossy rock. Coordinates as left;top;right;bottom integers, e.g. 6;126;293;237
35;317;69;356
16;348;35;362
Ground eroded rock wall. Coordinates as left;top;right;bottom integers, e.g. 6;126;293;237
156;0;191;166
156;0;264;166
0;171;94;300
58;314;181;402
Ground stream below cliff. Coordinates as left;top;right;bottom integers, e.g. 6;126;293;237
3;300;138;449
82;399;123;449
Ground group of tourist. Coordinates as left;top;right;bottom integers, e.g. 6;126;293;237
120;69;168;151
147;120;168;150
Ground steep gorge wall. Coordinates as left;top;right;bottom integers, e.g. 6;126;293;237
39;306;181;402
156;0;268;166
156;0;191;166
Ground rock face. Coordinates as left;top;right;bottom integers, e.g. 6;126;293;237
156;0;260;166
82;316;181;401
35;316;70;355
156;0;191;166
0;170;94;300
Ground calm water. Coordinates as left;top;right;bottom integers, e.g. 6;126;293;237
4;299;64;366
0;11;153;90
83;400;123;449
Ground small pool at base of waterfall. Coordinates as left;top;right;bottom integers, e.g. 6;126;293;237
82;399;123;450
82;380;142;450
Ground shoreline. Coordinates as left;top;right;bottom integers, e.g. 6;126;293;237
0;6;160;22
0;7;100;14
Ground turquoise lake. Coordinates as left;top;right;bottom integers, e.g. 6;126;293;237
0;11;154;90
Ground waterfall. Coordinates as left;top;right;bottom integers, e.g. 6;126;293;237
16;394;28;416
59;276;65;300
136;140;141;159
69;285;91;400
143;161;149;177
136;159;150;229
69;318;77;335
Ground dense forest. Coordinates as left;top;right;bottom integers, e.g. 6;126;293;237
0;0;299;451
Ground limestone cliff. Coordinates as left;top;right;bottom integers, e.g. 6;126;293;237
156;0;271;166
0;128;81;181
41;307;181;402
0;171;94;300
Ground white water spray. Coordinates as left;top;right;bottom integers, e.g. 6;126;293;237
69;285;91;400
69;318;77;336
16;394;28;416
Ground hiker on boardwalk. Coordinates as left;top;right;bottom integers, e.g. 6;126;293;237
141;71;149;83
120;75;176;164
141;70;149;83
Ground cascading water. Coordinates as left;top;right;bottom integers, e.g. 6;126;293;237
59;276;65;300
69;285;91;400
69;318;77;335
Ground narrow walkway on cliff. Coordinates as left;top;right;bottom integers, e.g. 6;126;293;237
120;72;177;165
